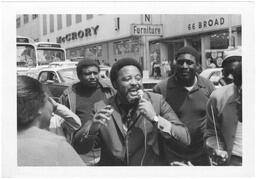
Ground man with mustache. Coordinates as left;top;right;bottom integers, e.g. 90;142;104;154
60;59;115;165
73;58;190;166
205;50;242;166
153;46;215;165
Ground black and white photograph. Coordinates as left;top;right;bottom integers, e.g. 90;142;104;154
1;1;255;178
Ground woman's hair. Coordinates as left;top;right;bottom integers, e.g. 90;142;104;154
17;76;47;130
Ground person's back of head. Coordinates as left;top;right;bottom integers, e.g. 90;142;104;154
17;75;47;130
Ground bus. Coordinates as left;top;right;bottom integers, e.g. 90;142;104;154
17;38;67;78
16;36;37;76
36;42;66;66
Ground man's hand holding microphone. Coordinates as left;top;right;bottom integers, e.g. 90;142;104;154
137;89;172;134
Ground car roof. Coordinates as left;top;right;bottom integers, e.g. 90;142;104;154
142;78;161;84
199;68;222;77
39;66;76;72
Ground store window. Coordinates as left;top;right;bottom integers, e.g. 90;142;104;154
23;14;29;24
113;39;140;55
66;14;72;27
67;45;102;60
210;31;229;49
57;14;62;30
85;45;102;59
205;30;230;68
50;15;54;33
16;17;21;28
76;14;82;23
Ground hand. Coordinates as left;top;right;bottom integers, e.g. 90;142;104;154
48;97;58;113
209;148;228;166
138;98;156;122
90;105;114;132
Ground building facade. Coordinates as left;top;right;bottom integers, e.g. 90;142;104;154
17;14;241;74
150;15;241;71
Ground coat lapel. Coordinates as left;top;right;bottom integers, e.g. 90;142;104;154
109;98;126;138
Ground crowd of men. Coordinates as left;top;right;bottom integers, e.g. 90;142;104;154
17;46;242;166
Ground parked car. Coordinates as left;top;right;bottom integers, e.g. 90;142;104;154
199;68;223;88
69;56;85;62
38;66;79;102
99;65;111;79
48;61;78;68
142;78;161;92
38;63;161;101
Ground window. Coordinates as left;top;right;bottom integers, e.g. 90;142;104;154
86;14;93;20
38;72;48;83
23;14;29;24
50;15;54;33
43;15;47;35
57;14;62;30
16;17;21;28
66;14;72;27
113;39;140;55
32;14;38;19
84;45;102;59
75;14;82;23
210;31;229;49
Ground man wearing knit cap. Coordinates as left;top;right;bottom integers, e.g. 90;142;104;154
74;57;190;166
219;47;242;86
153;46;215;165
205;50;242;166
60;59;115;165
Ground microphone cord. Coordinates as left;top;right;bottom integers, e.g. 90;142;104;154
140;115;147;166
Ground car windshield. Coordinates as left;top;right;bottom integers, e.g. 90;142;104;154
37;49;65;65
17;45;36;67
58;68;78;83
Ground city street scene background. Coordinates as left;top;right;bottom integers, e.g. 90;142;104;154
15;14;244;168
16;14;241;78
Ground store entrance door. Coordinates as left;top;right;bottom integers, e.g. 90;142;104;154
187;37;201;55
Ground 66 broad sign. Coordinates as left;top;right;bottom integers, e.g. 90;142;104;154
131;24;163;36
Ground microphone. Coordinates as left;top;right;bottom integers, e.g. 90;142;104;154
138;89;144;100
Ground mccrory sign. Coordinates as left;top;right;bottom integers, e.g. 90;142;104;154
56;25;99;44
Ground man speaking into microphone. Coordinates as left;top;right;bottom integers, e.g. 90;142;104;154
73;58;190;166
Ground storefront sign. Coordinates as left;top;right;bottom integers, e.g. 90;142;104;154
131;24;163;36
142;14;152;24
188;17;225;31
56;25;99;43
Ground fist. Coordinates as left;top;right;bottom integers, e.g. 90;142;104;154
138;98;156;122
91;105;114;131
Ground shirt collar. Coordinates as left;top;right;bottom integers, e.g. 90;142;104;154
168;74;206;90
